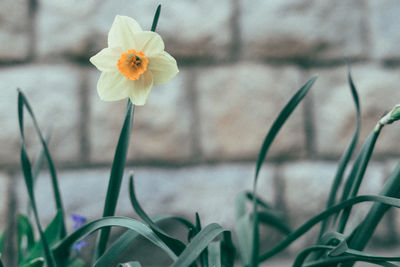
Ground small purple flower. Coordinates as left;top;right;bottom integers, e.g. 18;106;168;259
71;214;88;252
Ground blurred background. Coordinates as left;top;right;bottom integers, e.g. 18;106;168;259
1;0;400;265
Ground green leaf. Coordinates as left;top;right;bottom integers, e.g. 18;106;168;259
95;101;134;259
251;75;318;266
53;216;177;262
347;163;400;253
257;211;291;235
22;211;63;265
172;224;225;267
0;231;4;254
235;214;252;266
319;67;361;238
18;214;35;262
118;261;142;267
21;257;45;267
94;215;194;267
220;231;235;267
18;90;57;267
150;4;161;32
208;242;221;267
67;257;86;267
129;175;186;255
337;126;382;233
293;245;400;267
195;213;208;267
259;194;400;263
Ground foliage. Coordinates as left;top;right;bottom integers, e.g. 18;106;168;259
3;4;400;267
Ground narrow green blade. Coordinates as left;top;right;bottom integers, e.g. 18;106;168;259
95;101;134;258
252;75;318;266
23;211;63;264
259;194;400;262
172;224;225;267
18;90;66;237
319;67;361;238
129;175;186;255
208;242;221;267
94;215;193;267
18;214;35;262
220;231;235;267
18;90;57;267
53;217;177;262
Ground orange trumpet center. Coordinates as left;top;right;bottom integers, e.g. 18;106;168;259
117;49;149;80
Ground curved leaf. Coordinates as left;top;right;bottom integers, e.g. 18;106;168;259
129;175;186;255
53;216;177;262
172;224;225;267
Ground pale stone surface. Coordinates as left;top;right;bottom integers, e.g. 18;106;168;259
36;0;232;60
197;63;306;160
0;64;81;164
281;161;386;251
88;67;192;163
240;0;366;60
0;173;10;229
311;64;400;157
369;0;400;60
16;164;275;231
0;0;30;61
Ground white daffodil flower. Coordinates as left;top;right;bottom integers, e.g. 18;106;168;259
90;15;179;105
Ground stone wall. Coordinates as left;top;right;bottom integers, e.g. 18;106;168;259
1;0;400;263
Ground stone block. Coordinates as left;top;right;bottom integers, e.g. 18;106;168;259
0;64;81;164
36;0;233;60
369;0;400;60
0;0;30;61
311;64;400;157
88;67;192;163
240;0;366;60
196;63;306;160
16;164;275;231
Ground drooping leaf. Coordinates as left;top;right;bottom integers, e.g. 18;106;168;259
129;175;186;255
118;261;142;267
172;224;225;267
53;216;177;263
208;242;221;267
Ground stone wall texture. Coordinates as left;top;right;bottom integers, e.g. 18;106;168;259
1;0;400;264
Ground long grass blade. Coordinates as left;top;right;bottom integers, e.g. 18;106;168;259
294;245;400;267
251;75;318;266
54;216;177;262
18;214;35;262
208;242;221;267
171;224;225;267
18;90;57;267
94;215;193;267
220;231;235;267
347;163;400;252
337;126;383;233
258;194;400;262
319;67;361;238
95;101;134;258
17;90;66;238
129;175;186;255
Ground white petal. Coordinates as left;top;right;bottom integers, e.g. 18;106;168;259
90;47;122;72
108;15;142;50
148;52;179;85
97;72;133;101
129;71;153;105
132;31;165;56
